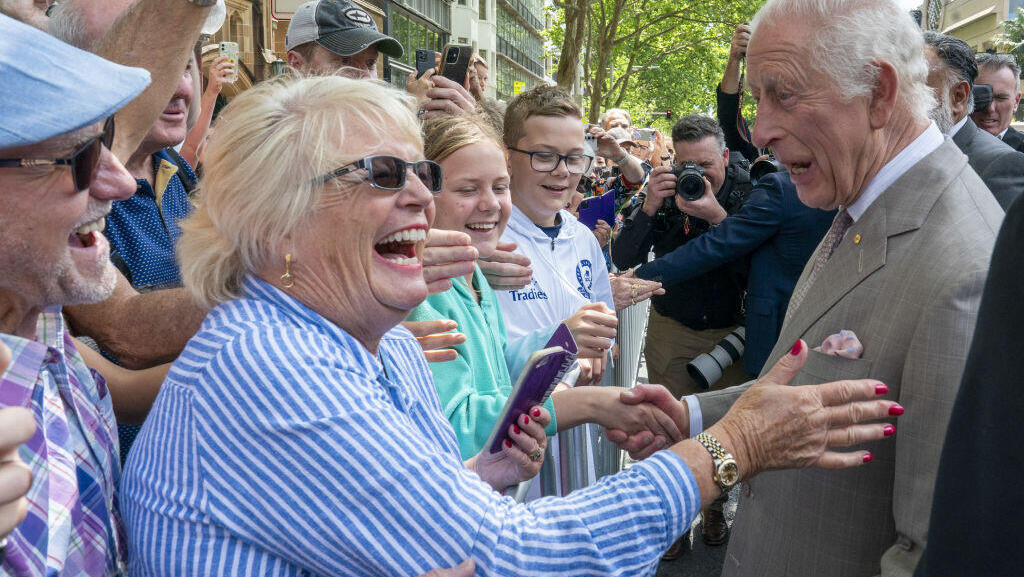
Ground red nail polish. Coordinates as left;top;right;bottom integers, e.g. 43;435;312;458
789;340;803;356
889;405;905;416
532;408;541;418
513;425;521;435
883;425;896;436
523;415;530;425
862;452;873;463
504;439;512;448
875;384;888;395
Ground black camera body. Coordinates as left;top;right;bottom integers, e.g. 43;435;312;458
673;162;706;201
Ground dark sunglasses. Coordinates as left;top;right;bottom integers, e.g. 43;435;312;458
314;155;443;194
0;116;115;193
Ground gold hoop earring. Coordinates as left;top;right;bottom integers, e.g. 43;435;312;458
281;253;294;288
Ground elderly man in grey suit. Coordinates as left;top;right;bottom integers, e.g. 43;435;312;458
609;1;1003;575
923;31;1024;210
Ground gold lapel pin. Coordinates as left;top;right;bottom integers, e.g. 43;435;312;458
853;233;862;245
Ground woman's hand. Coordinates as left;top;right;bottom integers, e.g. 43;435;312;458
466;406;551;491
206;55;235;94
564;303;617;358
609;270;664;310
708;339;902;479
591;219;612;249
402;319;465;363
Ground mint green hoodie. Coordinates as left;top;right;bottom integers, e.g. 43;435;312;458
407;265;558;459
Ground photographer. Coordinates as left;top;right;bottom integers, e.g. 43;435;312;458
613;114;752;554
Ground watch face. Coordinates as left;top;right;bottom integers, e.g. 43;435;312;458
718;460;739;486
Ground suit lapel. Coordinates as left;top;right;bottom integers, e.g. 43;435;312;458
774;140;969;357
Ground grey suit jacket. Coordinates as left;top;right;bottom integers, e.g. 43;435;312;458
952;118;1024;210
697;140;1003;577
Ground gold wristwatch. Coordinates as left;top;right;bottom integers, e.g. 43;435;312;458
696;432;740;492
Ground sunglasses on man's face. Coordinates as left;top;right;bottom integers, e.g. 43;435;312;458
314;154;443;194
0;116;115;193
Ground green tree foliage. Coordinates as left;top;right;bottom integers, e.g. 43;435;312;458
548;0;765;131
995;7;1024;62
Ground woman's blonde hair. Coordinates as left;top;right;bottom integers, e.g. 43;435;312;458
177;75;421;308
422;113;503;165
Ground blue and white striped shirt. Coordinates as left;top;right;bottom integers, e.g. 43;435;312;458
120;276;699;576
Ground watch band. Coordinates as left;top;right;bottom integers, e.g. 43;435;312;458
696;432;729;461
613;149;631;164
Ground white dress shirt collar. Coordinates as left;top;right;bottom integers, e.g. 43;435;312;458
998;127;1009;139
950;115;970;139
845;122;944;222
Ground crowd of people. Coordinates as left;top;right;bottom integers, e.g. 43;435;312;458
0;0;1021;575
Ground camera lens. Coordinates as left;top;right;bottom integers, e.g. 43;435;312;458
446;48;460;64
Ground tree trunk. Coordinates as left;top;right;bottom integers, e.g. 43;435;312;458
556;0;591;94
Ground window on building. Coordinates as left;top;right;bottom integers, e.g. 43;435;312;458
479;0;487;20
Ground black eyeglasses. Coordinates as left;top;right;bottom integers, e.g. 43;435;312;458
508;147;594;175
0;116;115;193
314;155;443;194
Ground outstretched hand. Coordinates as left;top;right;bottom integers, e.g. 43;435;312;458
609;270;664;310
479;242;533;290
711;339;901;478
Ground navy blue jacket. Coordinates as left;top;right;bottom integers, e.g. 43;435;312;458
635;172;834;374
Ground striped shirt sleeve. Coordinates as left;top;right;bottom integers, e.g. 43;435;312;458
189;324;699;577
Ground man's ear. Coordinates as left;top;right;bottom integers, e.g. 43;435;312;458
950;80;971;118
721;146;730;167
286;50;304;70
869;60;900;129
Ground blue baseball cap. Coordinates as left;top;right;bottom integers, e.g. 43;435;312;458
0;13;151;150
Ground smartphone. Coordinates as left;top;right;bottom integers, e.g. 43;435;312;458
583;132;598;158
484;324;578;454
415;48;437;79
439;43;474;86
218;41;239;84
633;128;657;142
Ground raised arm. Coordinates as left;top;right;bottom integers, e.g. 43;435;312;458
95;0;211;162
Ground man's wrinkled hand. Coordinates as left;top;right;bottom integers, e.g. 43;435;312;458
479;242;533;290
730;24;751;61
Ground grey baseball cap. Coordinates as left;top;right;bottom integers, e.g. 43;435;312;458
285;0;403;59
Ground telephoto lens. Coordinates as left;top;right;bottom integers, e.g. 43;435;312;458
673;162;706;201
686;326;746;389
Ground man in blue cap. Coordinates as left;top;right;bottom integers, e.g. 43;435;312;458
0;13;150;576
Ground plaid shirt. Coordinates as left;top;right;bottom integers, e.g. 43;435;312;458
0;310;123;576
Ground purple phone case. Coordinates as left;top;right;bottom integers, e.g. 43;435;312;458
577;190;616;230
486;324;578;454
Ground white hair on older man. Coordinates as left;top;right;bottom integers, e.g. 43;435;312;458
752;0;935;121
178;75;421;308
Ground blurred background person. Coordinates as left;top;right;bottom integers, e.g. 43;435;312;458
972;53;1024;152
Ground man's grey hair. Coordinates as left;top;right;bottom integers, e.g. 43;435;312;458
977;52;1021;97
752;0;935;121
47;1;91;49
924;31;977;115
671;114;726;154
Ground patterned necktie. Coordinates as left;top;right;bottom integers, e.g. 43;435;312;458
786;209;853;319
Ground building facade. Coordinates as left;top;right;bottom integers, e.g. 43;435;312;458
924;0;1024;51
202;0;549;102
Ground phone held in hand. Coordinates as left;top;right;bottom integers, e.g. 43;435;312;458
633;128;656;142
415;48;437;79
439;43;474;87
484;324;578;454
218;41;239;83
583;133;598;158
